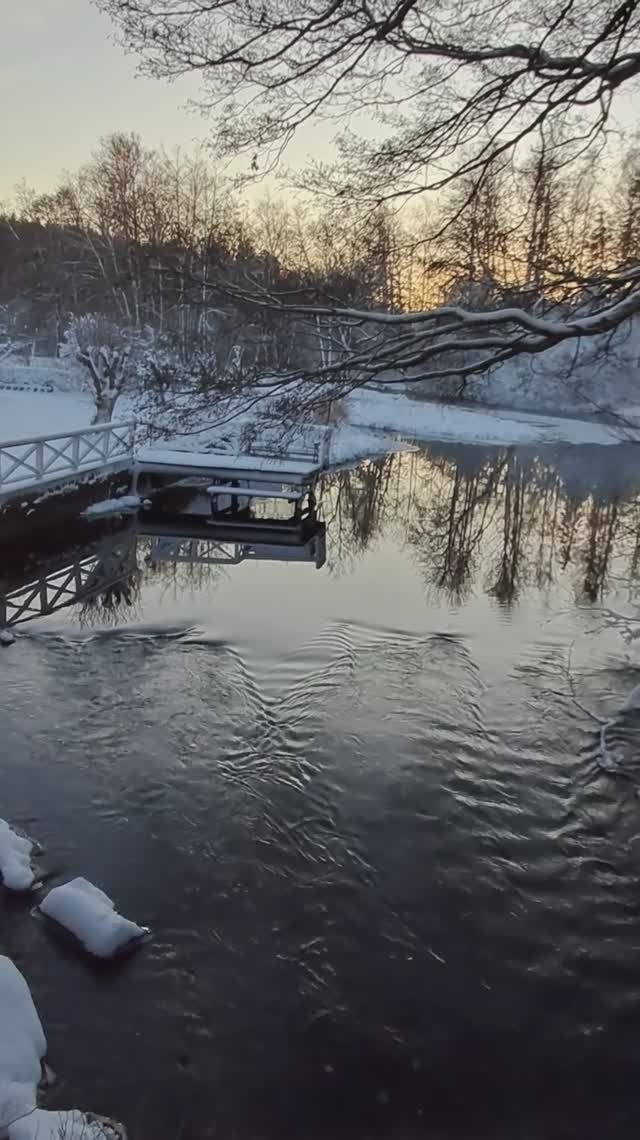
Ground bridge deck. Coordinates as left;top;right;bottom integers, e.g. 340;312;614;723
135;446;320;486
0;425;330;504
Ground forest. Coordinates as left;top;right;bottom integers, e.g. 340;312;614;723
2;130;640;419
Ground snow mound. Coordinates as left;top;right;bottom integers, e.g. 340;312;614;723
0;632;15;647
0;821;35;892
82;496;141;519
39;878;148;958
9;1109;126;1140
0;957;47;1137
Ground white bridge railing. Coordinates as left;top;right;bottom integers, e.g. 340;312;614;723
0;421;136;496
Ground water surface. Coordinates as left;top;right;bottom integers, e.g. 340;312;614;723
2;442;640;1139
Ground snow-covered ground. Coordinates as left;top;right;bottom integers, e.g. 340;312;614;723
130;386;640;456
347;389;636;447
0;376;637;478
0;389;94;439
0;358;85;396
467;316;640;416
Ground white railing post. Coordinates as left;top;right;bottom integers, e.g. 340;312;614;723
71;435;80;472
35;441;44;480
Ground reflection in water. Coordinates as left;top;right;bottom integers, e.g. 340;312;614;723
0;530;141;629
0;496;327;629
78;532;142;626
2;443;640;629
318;445;640;605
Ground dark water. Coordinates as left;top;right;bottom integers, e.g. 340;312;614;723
3;442;640;1139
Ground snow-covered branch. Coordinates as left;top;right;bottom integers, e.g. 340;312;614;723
100;0;640;207
194;271;640;389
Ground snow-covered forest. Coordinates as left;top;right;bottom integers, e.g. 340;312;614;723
2;122;640;426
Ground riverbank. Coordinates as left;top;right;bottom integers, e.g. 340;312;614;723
1;381;636;474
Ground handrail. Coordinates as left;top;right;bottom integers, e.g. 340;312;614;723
1;419;135;449
0;420;136;495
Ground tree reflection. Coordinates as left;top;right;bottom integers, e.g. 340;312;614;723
319;454;399;572
410;455;506;602
320;445;640;607
580;499;620;602
487;457;528;604
78;530;142;626
58;449;640;625
140;537;227;598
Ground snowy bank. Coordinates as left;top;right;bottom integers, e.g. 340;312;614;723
2;371;637;505
0;957;126;1140
0;956;46;1136
467;317;640;417
0;821;36;892
39;878;148;958
137;385;637;467
347;389;637;448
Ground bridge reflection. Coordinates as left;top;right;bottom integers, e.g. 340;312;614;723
0;505;326;629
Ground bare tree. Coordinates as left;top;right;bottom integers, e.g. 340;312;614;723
65;314;133;422
99;0;640;387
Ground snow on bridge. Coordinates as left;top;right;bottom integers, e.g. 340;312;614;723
0;420;332;503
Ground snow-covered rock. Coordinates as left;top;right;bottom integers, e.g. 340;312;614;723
82;495;141;519
39;878;148;958
9;1109;125;1140
0;822;35;892
0;956;47;1137
0;631;15;647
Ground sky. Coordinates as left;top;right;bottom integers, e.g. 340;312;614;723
0;0;328;202
1;0;637;206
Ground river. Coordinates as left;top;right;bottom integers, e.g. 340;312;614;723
2;441;640;1139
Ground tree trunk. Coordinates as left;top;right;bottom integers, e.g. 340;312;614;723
92;395;117;424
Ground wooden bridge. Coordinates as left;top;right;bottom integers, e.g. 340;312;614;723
0;421;332;502
0;420;331;632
